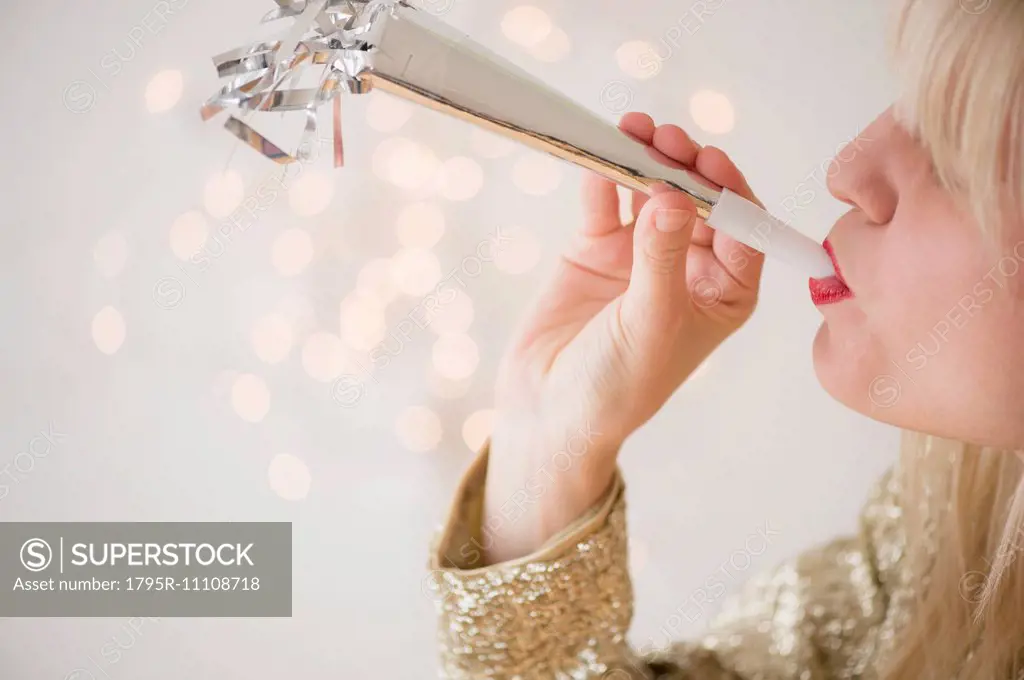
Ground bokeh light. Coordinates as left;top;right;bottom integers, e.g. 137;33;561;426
437;156;484;201
271;228;314;276
690;89;736;134
231;373;271;423
432;334;479;380
301;332;349;382
501;6;552;47
288;171;334;216
372;137;439;191
145;69;184;113
427;368;473;399
390;248;442;296
169;210;208;260
616;40;660;80
268;453;312;501
204;170;245;219
251;314;294;364
339;293;387;351
276;294;318;340
530;26;571;62
428;290;474;336
462;409;495;452
395;406;443;452
91;306;126;355
396;201;445;249
356;258;400;304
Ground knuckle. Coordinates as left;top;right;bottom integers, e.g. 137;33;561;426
641;239;687;275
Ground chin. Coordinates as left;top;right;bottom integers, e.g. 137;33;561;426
812;319;1024;448
812;322;852;402
812;320;945;434
812;320;900;421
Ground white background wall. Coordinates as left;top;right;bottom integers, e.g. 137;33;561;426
0;0;899;677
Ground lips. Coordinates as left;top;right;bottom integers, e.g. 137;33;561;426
809;240;853;305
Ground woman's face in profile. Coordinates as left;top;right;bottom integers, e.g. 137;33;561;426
812;108;1024;448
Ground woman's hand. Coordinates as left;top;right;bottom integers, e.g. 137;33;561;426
482;112;767;563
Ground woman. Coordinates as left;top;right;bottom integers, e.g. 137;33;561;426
429;0;1024;677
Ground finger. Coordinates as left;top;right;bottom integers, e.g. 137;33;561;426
581;171;624;236
618;112;656;143
632;190;648;223
713;232;765;292
621;191;698;327
691;145;752;247
636;181;677;220
652;124;700;167
691;217;714;248
695;145;761;206
619;113;656;222
694;146;766;290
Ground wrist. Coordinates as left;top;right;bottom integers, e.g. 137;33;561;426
481;432;620;563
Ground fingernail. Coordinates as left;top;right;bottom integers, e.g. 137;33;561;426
655;208;691;233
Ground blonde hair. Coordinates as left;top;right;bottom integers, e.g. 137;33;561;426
882;2;1024;678
889;0;1024;240
885;435;1024;679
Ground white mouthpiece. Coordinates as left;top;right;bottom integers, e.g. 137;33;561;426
707;189;835;279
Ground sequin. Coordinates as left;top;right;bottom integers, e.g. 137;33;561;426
430;446;913;679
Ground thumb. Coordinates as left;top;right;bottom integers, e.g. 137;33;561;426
621;192;698;326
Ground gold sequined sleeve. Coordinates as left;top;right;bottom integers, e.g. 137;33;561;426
428;444;907;679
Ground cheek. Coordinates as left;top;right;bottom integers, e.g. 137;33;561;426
810;220;991;419
880;229;1014;374
813;233;1024;441
846;209;988;371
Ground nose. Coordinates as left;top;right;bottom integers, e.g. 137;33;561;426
826;111;899;225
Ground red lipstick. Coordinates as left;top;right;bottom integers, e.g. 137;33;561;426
809;240;852;305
